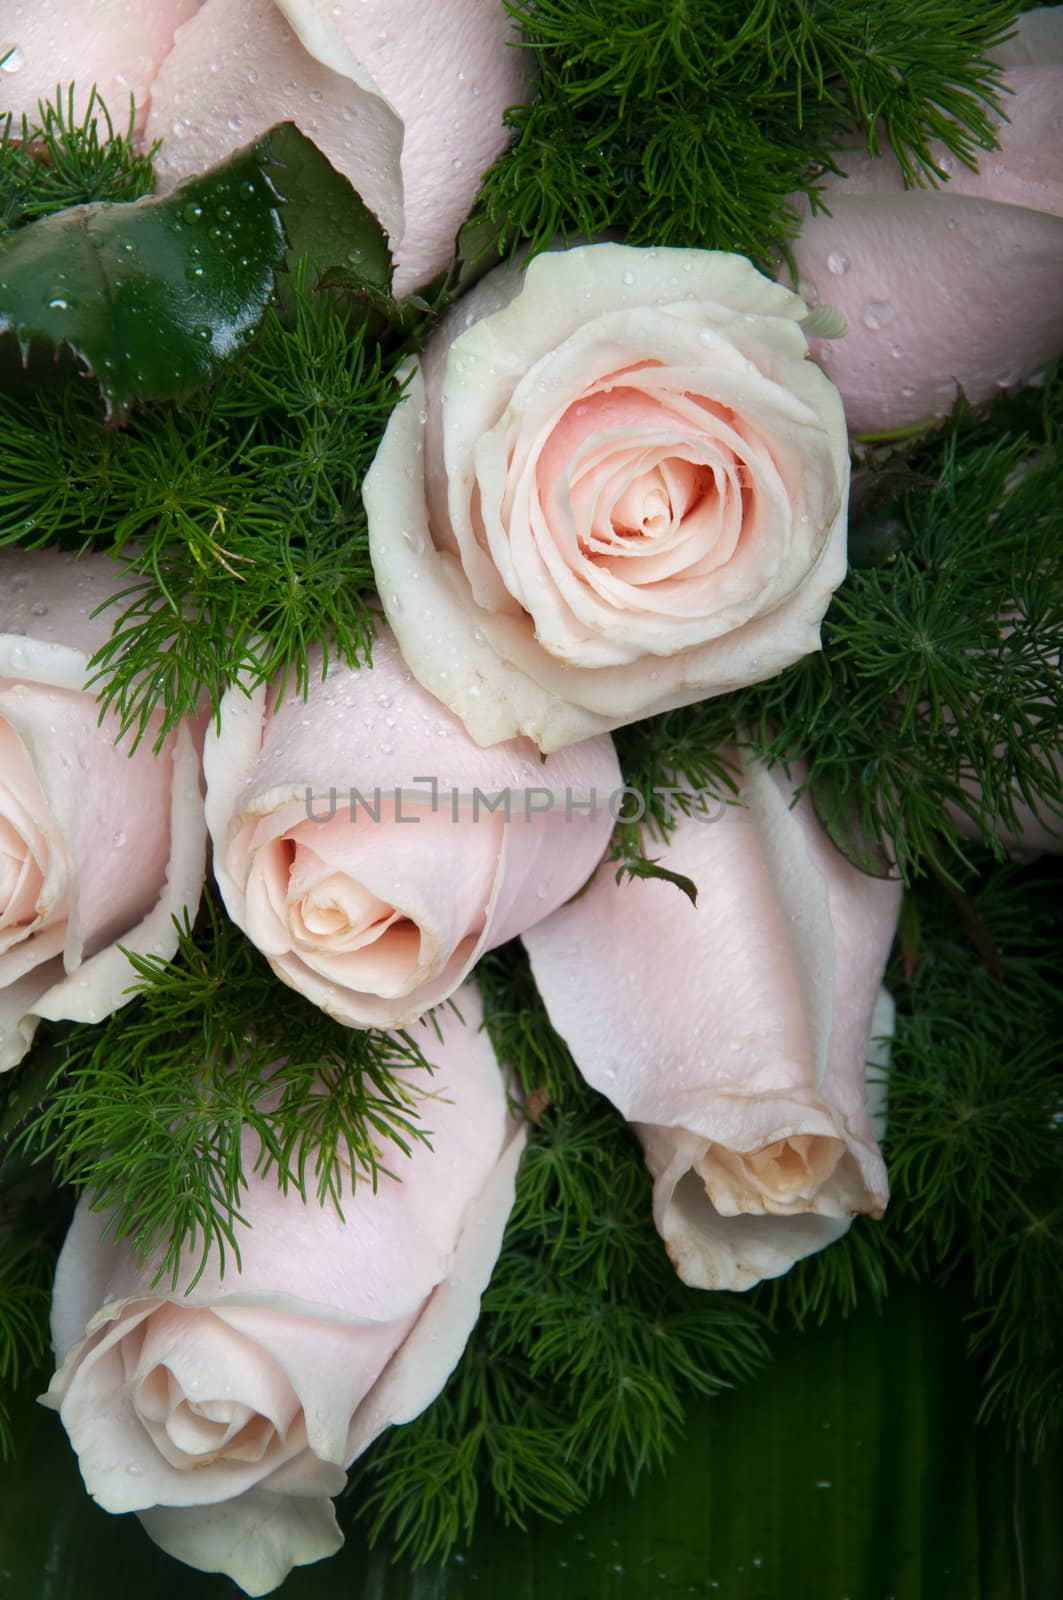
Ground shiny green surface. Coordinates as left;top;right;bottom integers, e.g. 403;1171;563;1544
1;1281;1056;1599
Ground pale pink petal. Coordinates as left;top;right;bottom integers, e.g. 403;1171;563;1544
788;44;1063;435
133;0;204;63
138;1491;343;1596
45;987;524;1590
145;0;405;248
793;191;1063;434
524;756;900;1289
369;367;845;749
35;719;207;1024
367;245;848;751
0;551;206;1061
0;2;156;129
204;630;618;1025
280;0;529;293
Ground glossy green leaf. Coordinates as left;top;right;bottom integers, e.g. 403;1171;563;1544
0;123;391;414
0;1281;1057;1598
265;121;391;296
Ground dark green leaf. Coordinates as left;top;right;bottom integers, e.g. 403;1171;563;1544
810;766;895;879
0;1283;1058;1597
0;141;284;412
0;122;395;413
263;121;391;294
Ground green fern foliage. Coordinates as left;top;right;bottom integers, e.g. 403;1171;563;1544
474;0;1018;266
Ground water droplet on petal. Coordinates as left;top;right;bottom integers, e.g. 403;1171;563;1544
826;251;849;276
861;300;895;331
1;45;25;74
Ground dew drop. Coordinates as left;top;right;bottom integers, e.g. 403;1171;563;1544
29;601;47;616
47;297;69;311
182;202;203;224
193;324;213;342
900;384;915;398
247;67;259;83
1;45;25;74
622;270;635;286
861;300;895;331
112;831;127;849
227;114;242;131
77;752;90;771
826;251;849;276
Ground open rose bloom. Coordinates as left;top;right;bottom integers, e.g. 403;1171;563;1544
525;756;902;1290
0;550;206;1071
787;6;1063;434
204;630;619;1028
0;0;526;295
365;243;850;753
44;988;526;1595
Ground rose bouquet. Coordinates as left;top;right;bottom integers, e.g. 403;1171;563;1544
0;2;1060;1596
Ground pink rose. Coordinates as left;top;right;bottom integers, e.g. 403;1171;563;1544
524;755;902;1290
365;244;850;753
0;1;201;134
43;987;526;1595
0;550;206;1072
140;0;528;294
1;1;524;293
787;7;1063;435
203;629;620;1028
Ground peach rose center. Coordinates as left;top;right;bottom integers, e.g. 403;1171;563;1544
700;1133;844;1211
507;366;804;651
123;1304;300;1471
241;804;500;998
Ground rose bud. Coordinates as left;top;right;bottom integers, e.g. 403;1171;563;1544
43;986;526;1595
0;0;200;134
786;7;1063;435
524;754;902;1291
136;0;529;295
203;628;620;1029
0;549;206;1072
365;243;850;753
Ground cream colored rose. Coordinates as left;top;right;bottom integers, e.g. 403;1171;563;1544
203;631;619;1029
365;243;850;753
43;988;526;1595
524;753;902;1290
0;550;206;1071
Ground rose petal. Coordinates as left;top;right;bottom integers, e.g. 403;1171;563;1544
44;987;525;1589
524;755;901;1289
138;1490;343;1596
278;0;529;293
204;630;618;1024
0;1;157;130
0;551;206;1062
145;0;406;249
367;245;849;751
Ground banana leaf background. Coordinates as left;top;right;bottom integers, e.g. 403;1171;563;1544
0;1279;1058;1600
